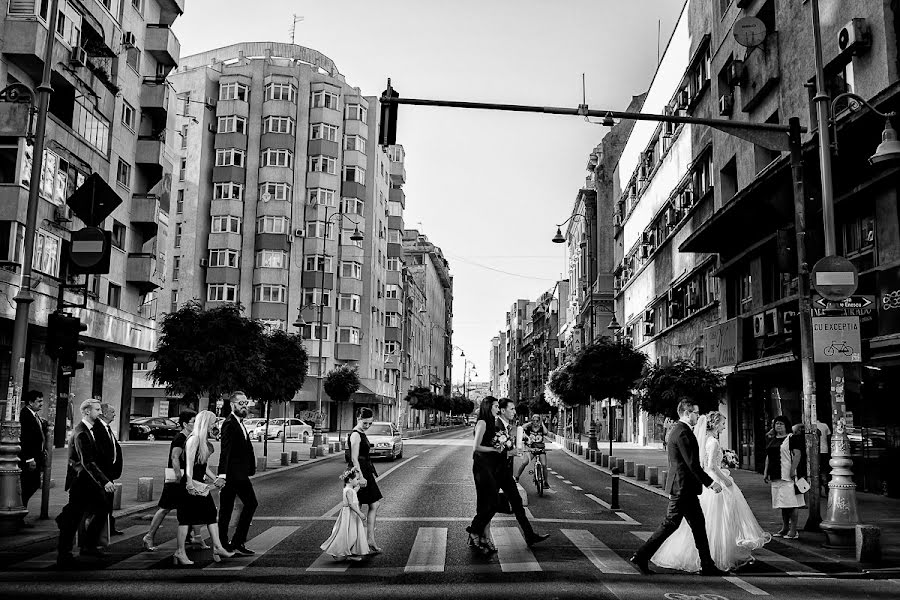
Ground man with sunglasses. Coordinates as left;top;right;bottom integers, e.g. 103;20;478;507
216;391;258;556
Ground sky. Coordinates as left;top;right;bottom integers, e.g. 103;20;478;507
173;0;685;386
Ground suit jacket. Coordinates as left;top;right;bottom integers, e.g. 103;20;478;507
93;419;123;481
65;421;110;495
19;407;46;470
217;414;256;481
665;421;713;497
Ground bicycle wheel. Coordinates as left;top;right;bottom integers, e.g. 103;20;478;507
535;461;544;497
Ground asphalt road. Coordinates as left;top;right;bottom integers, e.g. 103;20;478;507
0;428;898;599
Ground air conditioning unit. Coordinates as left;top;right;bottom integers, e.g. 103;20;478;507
644;308;654;323
679;189;694;210
641;231;654;245
726;60;745;87
838;19;871;57
677;88;691;110
122;32;137;48
752;313;767;338
765;308;781;335
205;96;217;108
665;206;678;228
53;206;71;223
638;163;648;181
643;322;655;337
663;120;677;138
639;244;651;260
719;93;734;117
293;228;305;237
70;47;87;67
199;258;209;267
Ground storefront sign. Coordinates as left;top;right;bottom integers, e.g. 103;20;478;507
812;316;861;363
877;266;900;335
704;318;742;369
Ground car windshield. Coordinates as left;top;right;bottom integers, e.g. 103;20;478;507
268;419;284;426
367;424;393;436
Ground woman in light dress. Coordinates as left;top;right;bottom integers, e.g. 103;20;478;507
652;411;770;572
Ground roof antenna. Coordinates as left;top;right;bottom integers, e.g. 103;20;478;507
577;73;588;116
290;14;304;44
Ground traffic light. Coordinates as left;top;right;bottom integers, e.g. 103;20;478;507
379;80;399;146
45;312;67;358
52;312;87;376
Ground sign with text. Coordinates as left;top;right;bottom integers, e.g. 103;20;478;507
812;295;875;324
704;318;742;369
877;266;900;335
812;316;861;363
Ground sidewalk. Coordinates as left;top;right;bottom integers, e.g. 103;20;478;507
552;434;900;573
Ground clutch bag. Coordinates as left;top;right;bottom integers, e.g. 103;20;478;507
164;468;179;483
794;477;811;494
189;482;210;496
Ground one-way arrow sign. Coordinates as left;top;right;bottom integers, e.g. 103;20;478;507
813;295;873;310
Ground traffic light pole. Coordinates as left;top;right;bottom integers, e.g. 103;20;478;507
0;0;60;535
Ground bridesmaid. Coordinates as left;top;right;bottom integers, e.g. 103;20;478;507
348;407;384;553
466;396;501;554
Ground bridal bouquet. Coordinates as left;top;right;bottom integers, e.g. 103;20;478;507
722;448;739;469
493;430;515;453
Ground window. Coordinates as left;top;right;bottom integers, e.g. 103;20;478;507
338;326;360;344
842;214;876;256
179;157;186;181
385;284;401;299
342;227;363;248
32;230;60;276
253;284;286;303
688;43;711;99
256;215;288;234
344;104;367;121
180;92;191;114
308;188;336;206
310;123;338;142
208;284;237;302
176;189;184;214
213;182;243;201
386;313;400;328
308;155;337;174
215;148;245;167
217;115;247;134
211;215;241;233
172;256;180;281
121;101;135;131
115;158;131;189
170;290;179;313
340;261;362;279
261;148;293;168
311;90;339;109
258;318;286;331
388;230;402;244
719;156;737;202
305;221;334;239
265;82;297;102
305;255;332;272
343;165;366;184
73;93;110;154
111;220;126;249
343;134;367;152
692;151;713;197
219;82;249;102
264;116;295;135
385;341;399;355
255;250;286;269
340;197;364;215
387;258;400;271
107;283;121;309
301;323;330;341
208;248;239;268
126;46;140;72
180;125;188;149
303;287;331;307
174;223;182;248
338;293;361;312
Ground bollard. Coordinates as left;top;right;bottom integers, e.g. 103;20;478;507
611;469;620;510
625;461;635;477
317;445;326;457
855;525;881;563
310;446;318;459
256;456;267;472
290;450;299;464
578;445;584;456
660;469;668;489
601;454;610;467
595;451;603;466
137;477;154;502
615;458;626;473
112;482;123;510
588;449;595;462
281;452;289;466
636;464;646;481
648;466;659;486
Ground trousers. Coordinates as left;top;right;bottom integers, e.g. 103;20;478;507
218;478;258;547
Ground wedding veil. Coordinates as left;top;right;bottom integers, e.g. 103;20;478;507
694;415;710;469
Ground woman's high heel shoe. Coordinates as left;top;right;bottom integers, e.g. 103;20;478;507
142;535;158;552
172;553;194;566
212;547;235;563
189;534;209;550
481;537;498;553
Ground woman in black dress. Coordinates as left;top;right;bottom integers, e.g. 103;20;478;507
173;410;234;566
144;410;195;550
348;407;383;553
467;396;501;554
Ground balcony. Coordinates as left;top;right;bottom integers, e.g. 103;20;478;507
136;136;164;165
130;195;162;236
141;79;170;116
145;25;181;67
157;0;185;26
390;160;406;185
0;184;29;223
126;253;164;292
389;187;405;208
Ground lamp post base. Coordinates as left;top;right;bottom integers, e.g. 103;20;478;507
0;421;27;536
588;422;598;450
820;430;859;549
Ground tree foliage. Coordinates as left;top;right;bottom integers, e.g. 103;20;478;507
548;339;647;407
248;328;309;405
528;394;554;415
404;386;434;410
636;359;725;417
323;364;361;404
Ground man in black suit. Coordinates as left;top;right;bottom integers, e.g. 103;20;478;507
216;391;258;556
495;398;549;547
631;399;724;576
93;402;124;536
57;399;116;568
19;390;47;516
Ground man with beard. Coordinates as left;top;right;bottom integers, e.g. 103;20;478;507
215;391;258;555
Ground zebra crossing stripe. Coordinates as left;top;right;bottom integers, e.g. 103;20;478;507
561;529;636;574
630;530;651;541
492;527;541;572
307;550;350;572
754;547;824;576
723;575;770;595
323;455;419;517
572;486;583;491
562;480;573;484
109;537;176;569
404;527;447;572
11;525;147;569
585;493;611;509
615;511;639;524
206;526;298;570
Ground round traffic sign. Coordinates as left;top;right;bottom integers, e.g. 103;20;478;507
69;227;107;268
812;255;858;301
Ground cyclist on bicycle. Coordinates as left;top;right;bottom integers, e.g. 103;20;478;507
515;414;550;487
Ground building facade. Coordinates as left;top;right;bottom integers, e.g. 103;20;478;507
1;0;183;443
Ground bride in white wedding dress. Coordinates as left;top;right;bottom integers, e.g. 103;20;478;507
652;411;771;573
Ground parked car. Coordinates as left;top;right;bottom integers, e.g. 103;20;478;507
365;422;403;460
251;418;313;442
129;417;180;441
239;418;266;439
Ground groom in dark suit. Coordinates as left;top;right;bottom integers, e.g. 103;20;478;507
216;391;258;556
631;398;724;576
18;390;47;513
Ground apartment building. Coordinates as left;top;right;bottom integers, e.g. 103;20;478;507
0;0;183;443
489;331;506;397
140;42;399;431
504;298;534;403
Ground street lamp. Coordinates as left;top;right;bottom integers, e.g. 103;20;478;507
605;316;623;458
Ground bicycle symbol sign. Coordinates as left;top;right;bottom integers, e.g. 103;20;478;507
811;316;861;363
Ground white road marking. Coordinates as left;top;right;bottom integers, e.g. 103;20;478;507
205;526;297;570
306;551;350;572
524;507;535;520
12;525;147;569
555;475;564;479
422;449;431;453
615;511;639;524
493;527;541;572
110;537;177;570
754;547;824;576
572;485;583;491
562;529;636;574
562;480;573;484
724;575;770;595
585;493;611;509
323;455;419;517
631;531;652;541
404;527;447;572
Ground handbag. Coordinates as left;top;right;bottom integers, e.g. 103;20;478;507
164;468;179;483
794;476;811;494
188;482;210;497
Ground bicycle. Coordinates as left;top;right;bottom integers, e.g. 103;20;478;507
823;340;853;357
527;445;549;497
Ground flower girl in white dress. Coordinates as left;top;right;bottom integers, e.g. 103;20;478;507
652;411;771;572
321;467;370;561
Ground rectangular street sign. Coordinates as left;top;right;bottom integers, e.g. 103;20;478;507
811;316;861;363
811;295;875;323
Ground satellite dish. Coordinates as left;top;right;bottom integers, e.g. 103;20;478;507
733;16;767;48
261;192;272;203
